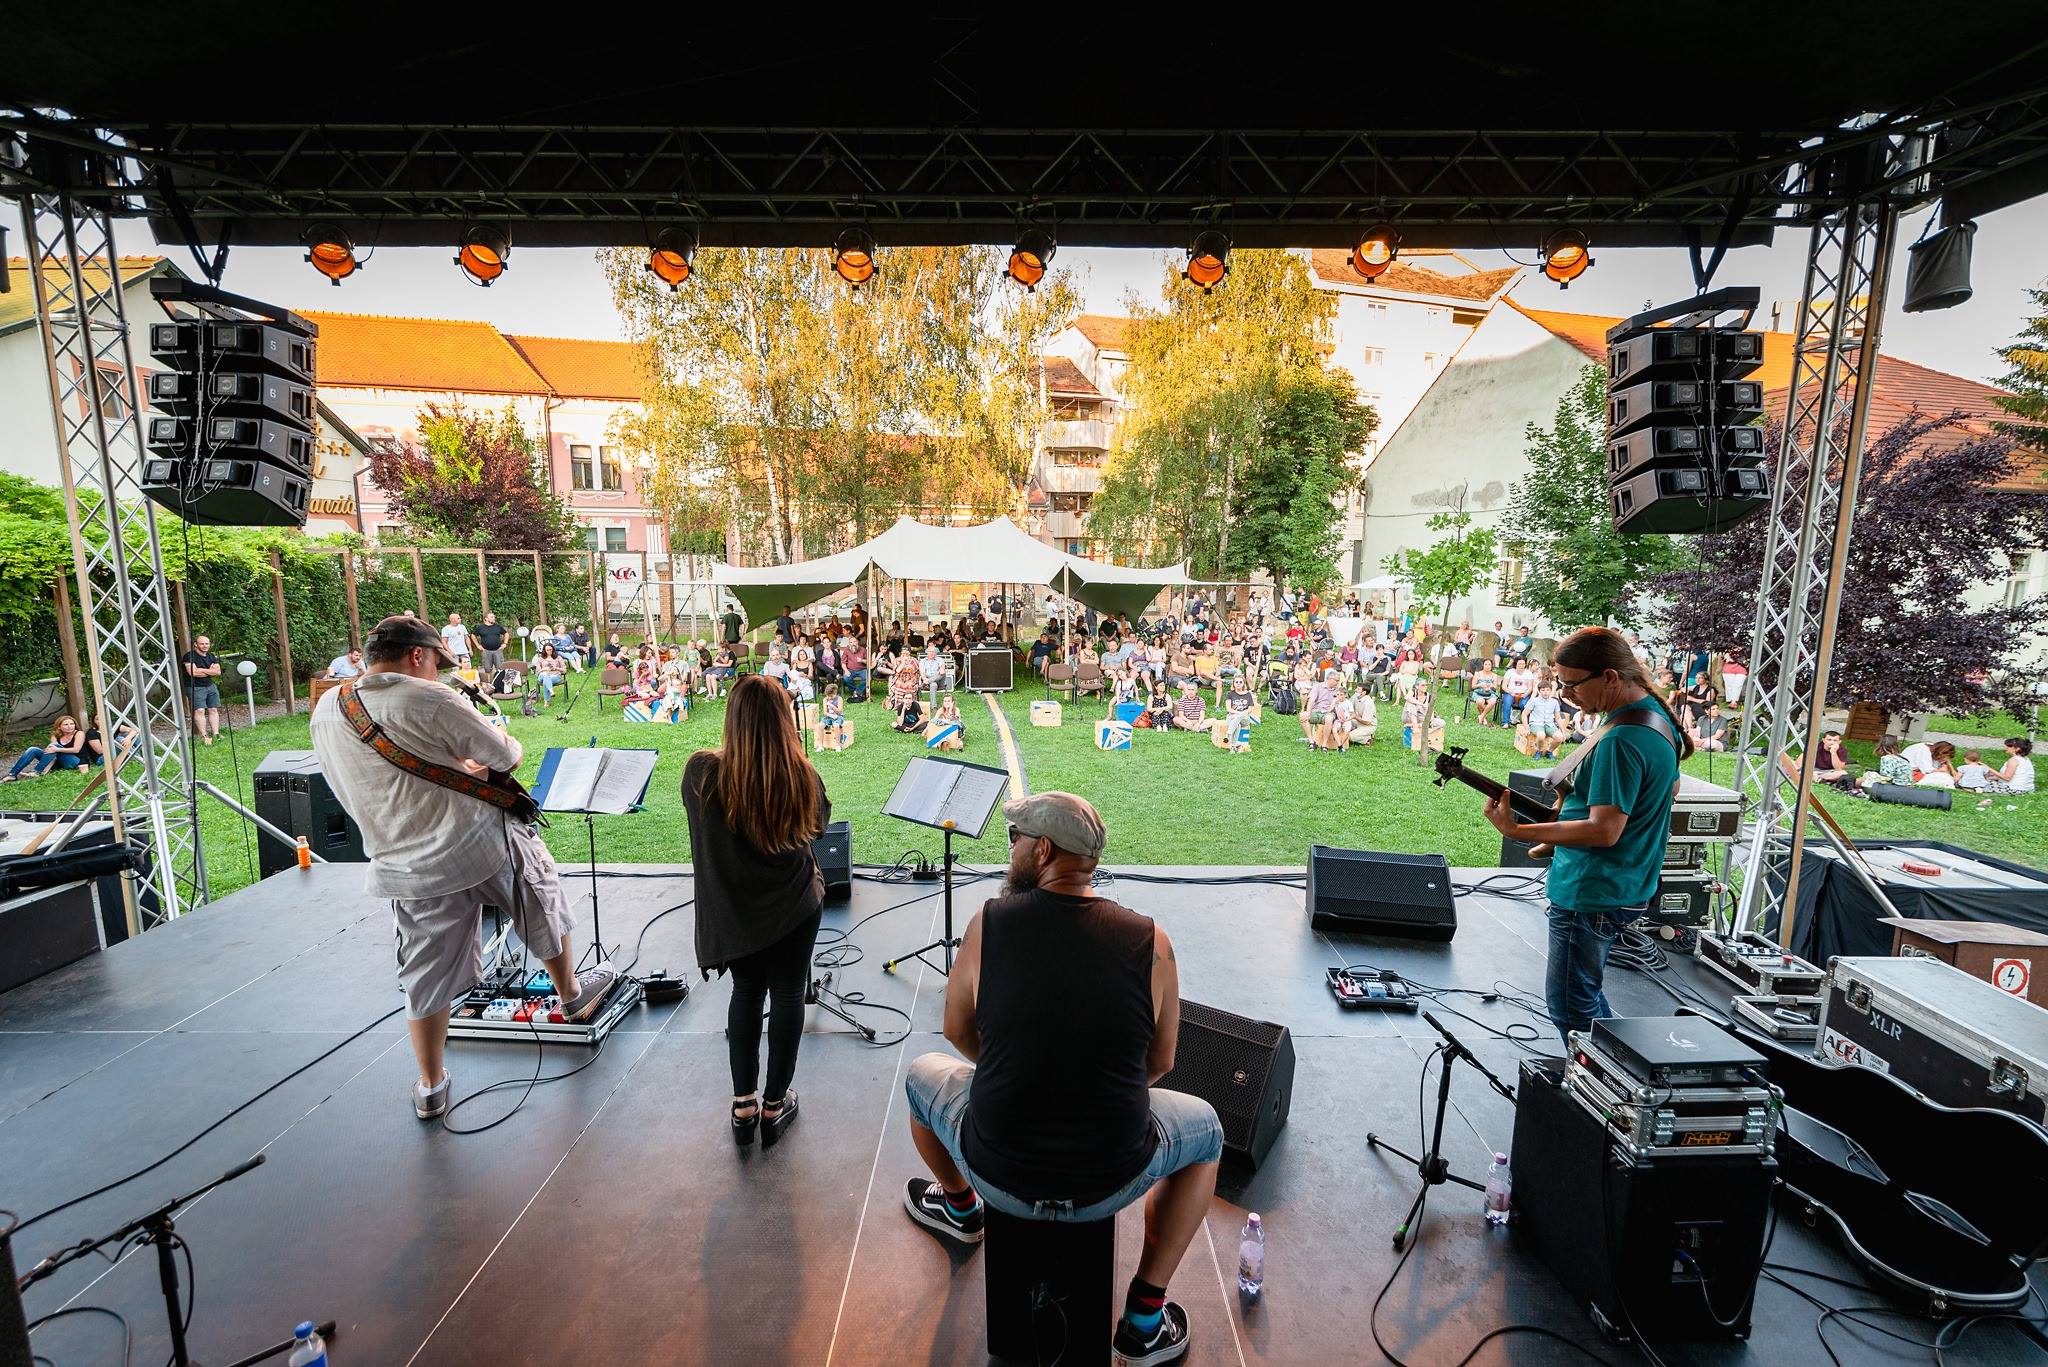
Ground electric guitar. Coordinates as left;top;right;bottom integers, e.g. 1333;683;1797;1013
1432;745;1567;859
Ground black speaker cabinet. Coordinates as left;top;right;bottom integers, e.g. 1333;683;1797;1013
1308;846;1457;941
966;645;1015;693
253;750;365;877
1512;1058;1772;1342
1156;999;1294;1169
813;819;852;902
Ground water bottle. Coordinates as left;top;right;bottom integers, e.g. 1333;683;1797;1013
1236;1212;1265;1303
286;1321;328;1367
1484;1153;1512;1226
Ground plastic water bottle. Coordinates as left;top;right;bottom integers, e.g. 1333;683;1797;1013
1484;1153;1512;1226
1236;1212;1265;1304
287;1321;328;1367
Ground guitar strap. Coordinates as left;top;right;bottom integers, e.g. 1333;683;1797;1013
335;682;540;822
1545;703;1684;796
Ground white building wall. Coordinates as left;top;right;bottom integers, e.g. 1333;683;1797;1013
1357;304;1592;632
0;275;166;490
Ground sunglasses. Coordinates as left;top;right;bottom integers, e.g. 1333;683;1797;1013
1007;825;1042;846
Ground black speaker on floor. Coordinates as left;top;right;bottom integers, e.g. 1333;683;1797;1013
253;750;364;877
1308;846;1457;941
1511;1057;1772;1342
813;819;852;902
1156;999;1294;1169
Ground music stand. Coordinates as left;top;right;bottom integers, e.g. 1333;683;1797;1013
533;744;660;963
880;754;1008;974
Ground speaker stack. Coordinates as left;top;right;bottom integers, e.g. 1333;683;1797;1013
1155;999;1294;1169
253;750;365;876
144;309;318;528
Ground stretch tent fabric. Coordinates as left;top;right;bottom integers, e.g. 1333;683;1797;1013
712;516;1189;625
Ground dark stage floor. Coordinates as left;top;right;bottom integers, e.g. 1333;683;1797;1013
5;861;2043;1366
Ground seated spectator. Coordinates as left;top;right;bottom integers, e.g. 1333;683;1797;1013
817;684;850;752
325;647;365;679
934;693;967;741
4;715;88;782
708;645;737;698
1112;666;1141;705
553;624;583;671
1501;662;1538;725
1170;681;1212;734
1143;680;1174;730
1219;676;1257;718
604;632;627;665
1521;683;1565;759
1347;689;1378;746
893;694;927;734
1900;738;1937;778
1956;749;1993;791
653;664;691;722
1402;691;1445;752
1468;662;1501;727
1688;702;1730;752
1983;738;2036;795
762;653;792;691
1567;705;1599;744
888;656;922;713
840;639;869;701
1812;731;1853;788
83;712;139;767
1301;670;1340;750
532;643;567;704
1857;735;1913;789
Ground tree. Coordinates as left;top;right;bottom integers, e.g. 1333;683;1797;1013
1384;498;1499;766
1500;364;1683;630
1226;373;1373;593
1993;284;2048;434
1087;251;1346;574
367;403;579;550
1647;412;2048;720
605;245;1078;565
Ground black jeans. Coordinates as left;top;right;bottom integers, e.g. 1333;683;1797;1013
725;909;823;1102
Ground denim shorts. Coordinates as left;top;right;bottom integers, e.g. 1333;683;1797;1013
904;1052;1223;1222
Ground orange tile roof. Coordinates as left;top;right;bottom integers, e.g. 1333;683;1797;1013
1032;355;1103;399
1073;314;1135;352
1504;298;2044;491
301;311;548;395
1308;249;1519;302
504;334;646;400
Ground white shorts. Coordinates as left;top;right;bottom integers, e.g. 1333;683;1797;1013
391;823;570;1019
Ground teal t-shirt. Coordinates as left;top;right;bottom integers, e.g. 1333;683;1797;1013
1547;697;1681;914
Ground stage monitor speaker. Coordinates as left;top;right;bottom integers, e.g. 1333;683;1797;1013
966;645;1014;693
253;750;364;877
813;819;852;902
1156;1000;1293;1169
1308;845;1457;941
1511;1057;1772;1341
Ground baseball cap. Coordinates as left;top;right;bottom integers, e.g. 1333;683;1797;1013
365;614;455;665
1002;791;1106;860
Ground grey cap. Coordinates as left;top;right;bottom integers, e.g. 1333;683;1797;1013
365;614;454;665
1002;790;1106;860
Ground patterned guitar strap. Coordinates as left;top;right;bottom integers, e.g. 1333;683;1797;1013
335;682;538;822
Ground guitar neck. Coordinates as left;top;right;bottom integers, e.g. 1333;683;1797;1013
1448;768;1555;823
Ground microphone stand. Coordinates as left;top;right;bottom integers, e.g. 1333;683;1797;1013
1366;1011;1518;1251
804;969;878;1041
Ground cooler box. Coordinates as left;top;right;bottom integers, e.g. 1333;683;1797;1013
1030;700;1062;727
1095;719;1133;751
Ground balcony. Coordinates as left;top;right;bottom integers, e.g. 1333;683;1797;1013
1045;509;1089;540
1043;417;1112;450
1036;462;1103;495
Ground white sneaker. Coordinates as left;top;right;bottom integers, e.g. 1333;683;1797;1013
413;1071;451;1120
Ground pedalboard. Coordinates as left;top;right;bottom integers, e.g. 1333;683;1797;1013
447;960;643;1046
1327;967;1420;1012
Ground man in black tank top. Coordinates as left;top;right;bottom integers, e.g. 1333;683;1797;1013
900;792;1222;1367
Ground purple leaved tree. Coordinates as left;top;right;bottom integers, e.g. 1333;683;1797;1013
367;403;580;551
1648;412;2048;721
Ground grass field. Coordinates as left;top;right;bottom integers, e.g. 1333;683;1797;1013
5;678;2041;900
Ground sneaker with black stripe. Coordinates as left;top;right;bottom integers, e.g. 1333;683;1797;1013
903;1179;984;1245
1113;1301;1190;1367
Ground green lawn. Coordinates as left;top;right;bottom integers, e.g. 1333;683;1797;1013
6;680;2041;900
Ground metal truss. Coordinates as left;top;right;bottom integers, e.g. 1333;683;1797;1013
1729;140;1921;943
12;150;205;929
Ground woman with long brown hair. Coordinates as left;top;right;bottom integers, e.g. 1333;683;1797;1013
683;673;832;1148
1482;626;1689;1044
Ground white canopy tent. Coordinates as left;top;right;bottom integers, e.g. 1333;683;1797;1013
711;516;1188;626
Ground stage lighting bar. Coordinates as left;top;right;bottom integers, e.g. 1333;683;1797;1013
1007;227;1056;290
303;223;360;285
647;226;697;289
1350;222;1400;280
457;224;511;287
1541;228;1593;287
1185;229;1230;292
833;226;878;287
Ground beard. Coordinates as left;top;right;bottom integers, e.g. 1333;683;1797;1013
1004;859;1040;896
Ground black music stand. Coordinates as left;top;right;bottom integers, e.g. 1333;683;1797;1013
879;755;1009;975
533;744;659;965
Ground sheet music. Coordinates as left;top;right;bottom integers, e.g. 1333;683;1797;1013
540;747;660;815
937;766;1009;838
886;759;962;827
884;756;1008;838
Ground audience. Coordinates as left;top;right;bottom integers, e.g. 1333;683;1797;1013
1811;731;1852;789
1689;702;1730;752
533;642;567;705
1521;682;1565;759
3;715;88;782
1857;735;1912;789
1985;738;2036;795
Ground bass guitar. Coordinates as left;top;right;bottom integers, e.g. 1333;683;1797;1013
1432;745;1566;859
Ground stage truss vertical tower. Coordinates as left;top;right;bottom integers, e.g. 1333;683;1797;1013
1729;138;1924;943
9;137;206;927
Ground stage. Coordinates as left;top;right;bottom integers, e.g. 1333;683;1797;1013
5;862;2042;1366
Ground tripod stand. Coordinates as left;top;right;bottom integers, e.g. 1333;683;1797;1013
883;824;960;974
1366;1011;1519;1251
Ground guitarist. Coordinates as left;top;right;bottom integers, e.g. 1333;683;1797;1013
310;615;618;1122
1481;626;1690;1046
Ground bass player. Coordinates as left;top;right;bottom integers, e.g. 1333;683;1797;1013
310;615;618;1121
1481;626;1690;1045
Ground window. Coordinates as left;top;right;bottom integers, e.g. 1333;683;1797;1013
599;446;624;491
95;365;130;421
581;527;601;552
604;526;629;552
1423;352;1440;369
1361;301;1387;317
1361;392;1383;407
1497;541;1528;607
570;445;595;490
1361;347;1385;367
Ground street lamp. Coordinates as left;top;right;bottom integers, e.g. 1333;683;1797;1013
237;658;259;728
516;625;531;661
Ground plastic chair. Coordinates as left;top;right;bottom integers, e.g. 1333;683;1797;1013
1045;662;1076;701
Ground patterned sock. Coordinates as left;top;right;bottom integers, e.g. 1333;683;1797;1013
942;1186;979;1216
1122;1277;1167;1335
